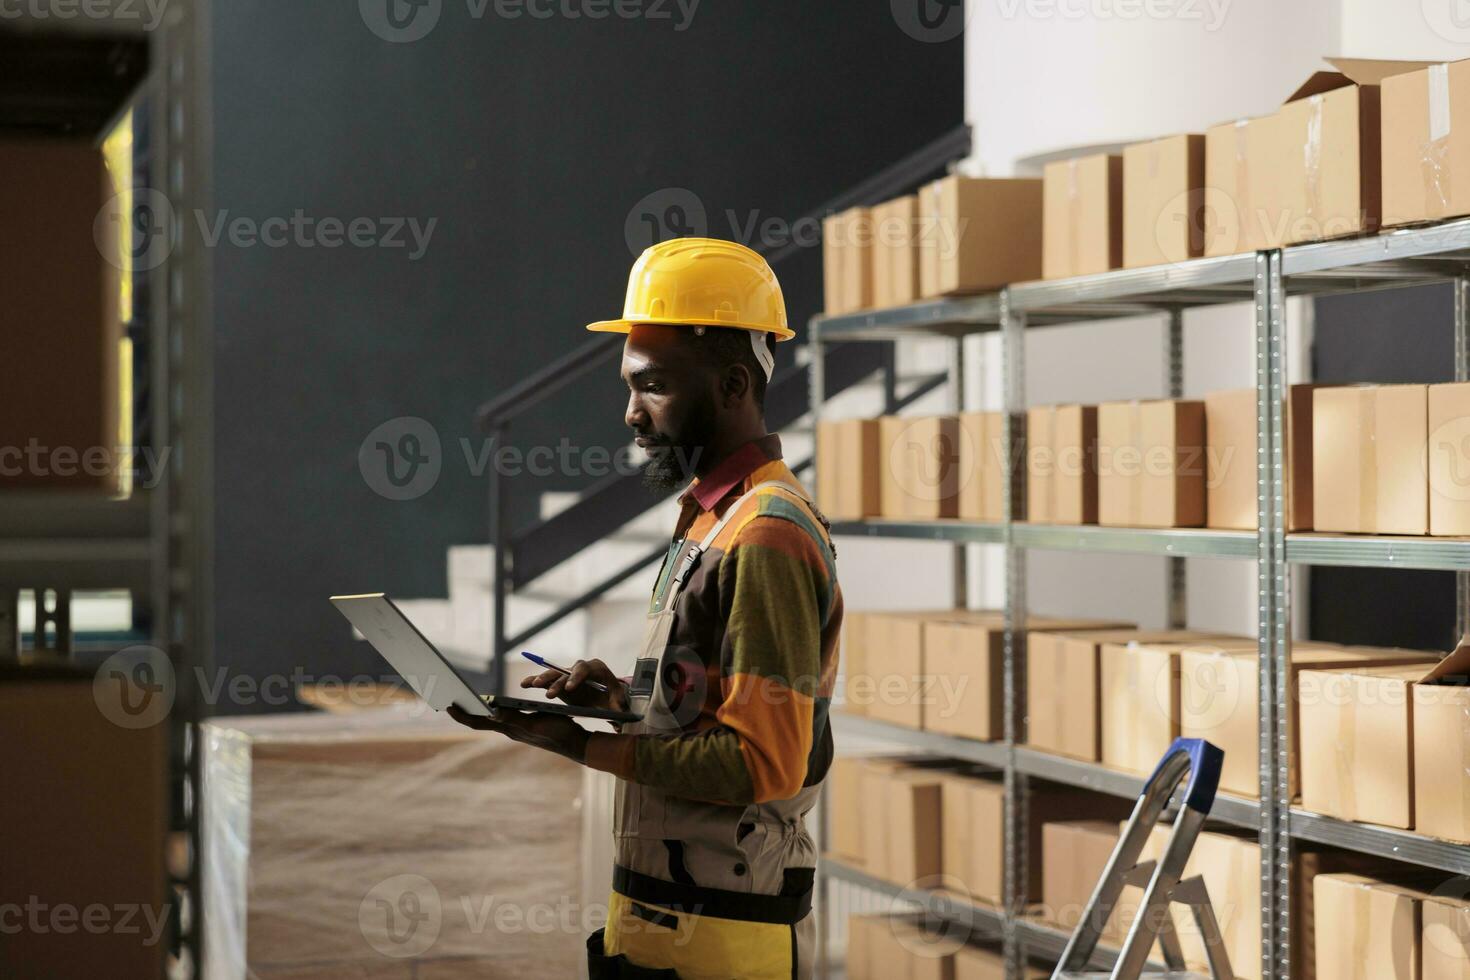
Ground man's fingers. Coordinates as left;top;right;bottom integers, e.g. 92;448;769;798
521;669;564;689
565;660;594;690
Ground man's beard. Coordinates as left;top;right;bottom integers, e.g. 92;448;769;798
641;394;716;493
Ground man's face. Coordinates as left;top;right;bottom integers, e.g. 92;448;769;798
620;324;718;491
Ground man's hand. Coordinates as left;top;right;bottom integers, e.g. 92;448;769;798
446;705;591;764
520;658;629;713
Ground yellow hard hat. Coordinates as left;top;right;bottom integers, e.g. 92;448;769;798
587;237;794;341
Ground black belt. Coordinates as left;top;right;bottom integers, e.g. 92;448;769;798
613;865;812;925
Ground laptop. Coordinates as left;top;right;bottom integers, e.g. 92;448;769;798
330;593;641;723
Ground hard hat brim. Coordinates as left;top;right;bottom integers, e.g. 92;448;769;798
586;317;795;341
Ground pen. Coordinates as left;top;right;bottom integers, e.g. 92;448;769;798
521;651;610;693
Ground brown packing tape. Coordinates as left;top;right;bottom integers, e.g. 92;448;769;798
1358;391;1378;532
1234;121;1250;249
1424;63;1454;220
1304;94;1325;225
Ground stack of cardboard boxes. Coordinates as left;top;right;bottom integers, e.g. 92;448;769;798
847;915;1047;980
822;175;1043;315
840;610;1129;736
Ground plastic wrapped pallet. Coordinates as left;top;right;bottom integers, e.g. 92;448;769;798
203;706;584;978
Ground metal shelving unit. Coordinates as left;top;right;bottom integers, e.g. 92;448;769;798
2;4;214;977
809;219;1470;979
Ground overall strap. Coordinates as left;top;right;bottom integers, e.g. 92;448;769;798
669;480;809;592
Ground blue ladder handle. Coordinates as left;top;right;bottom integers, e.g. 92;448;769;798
1143;737;1225;814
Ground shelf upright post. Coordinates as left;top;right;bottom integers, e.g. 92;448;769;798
1000;288;1030;979
951;335;969;605
1165;308;1186;629
1456;277;1469;640
809;321;831;980
1254;250;1292;980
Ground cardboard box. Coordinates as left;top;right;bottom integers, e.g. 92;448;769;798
1312;384;1429;535
1;139;123;492
1205;385;1315;531
1042;154;1122;279
1;671;167;978
863;763;945;884
1027;628;1150;761
1123;134;1205;268
957;411;1007;522
862;612;929;728
954;946;1046;980
922;175;1043;295
1027;404;1097;525
1413;639;1470;842
1423;892;1470;980
880;415;962;519
817;418;883;521
1314;874;1430;980
1203;115;1277;256
822;206;874;314
924;613;1132;742
203;711;584;975
1382;59;1470;228
924;617;1005;740
1430;382;1470;535
873;195;921;308
877;919;958;980
828;756;870;863
1098;632;1247;774
1299;646;1465;828
1040;820;1121;933
1097;400;1207;528
940;772;1127;905
1179;641;1436;800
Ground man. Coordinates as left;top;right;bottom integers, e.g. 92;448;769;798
449;237;842;979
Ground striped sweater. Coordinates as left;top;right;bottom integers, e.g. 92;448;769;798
585;433;842;804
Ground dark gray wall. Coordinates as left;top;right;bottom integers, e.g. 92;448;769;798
1310;285;1456;652
209;2;964;709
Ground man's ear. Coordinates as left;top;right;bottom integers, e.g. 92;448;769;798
719;362;752;407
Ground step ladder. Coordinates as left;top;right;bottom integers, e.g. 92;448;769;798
1051;738;1235;980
